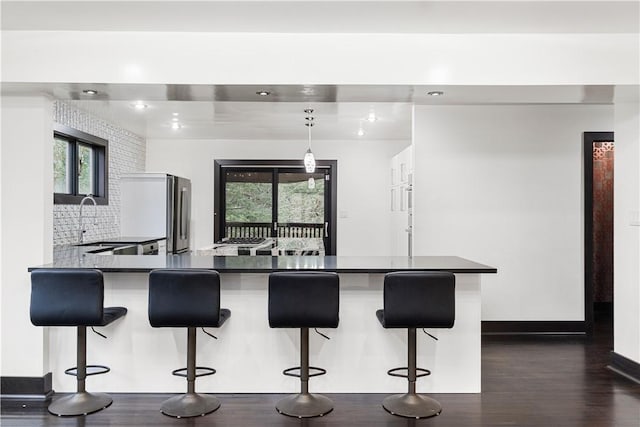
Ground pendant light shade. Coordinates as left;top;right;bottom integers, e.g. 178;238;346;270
304;148;316;173
304;108;316;173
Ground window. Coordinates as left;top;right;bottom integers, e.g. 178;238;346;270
53;124;108;205
214;160;337;255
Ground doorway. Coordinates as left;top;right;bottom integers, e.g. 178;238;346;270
214;160;337;255
584;132;614;336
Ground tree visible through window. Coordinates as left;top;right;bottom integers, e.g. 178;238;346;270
78;143;95;195
53;136;72;194
225;172;272;223
278;172;324;223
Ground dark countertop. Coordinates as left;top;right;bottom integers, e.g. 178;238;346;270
102;236;166;244
53;237;165;257
30;253;497;274
82;236;165;245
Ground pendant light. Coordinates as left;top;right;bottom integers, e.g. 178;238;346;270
304;108;316;173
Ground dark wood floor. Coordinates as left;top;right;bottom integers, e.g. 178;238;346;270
2;316;639;427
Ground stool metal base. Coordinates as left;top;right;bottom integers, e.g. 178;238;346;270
160;392;220;418
276;392;334;418
382;393;442;419
48;391;112;416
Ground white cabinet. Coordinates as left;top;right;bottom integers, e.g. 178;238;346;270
389;146;413;256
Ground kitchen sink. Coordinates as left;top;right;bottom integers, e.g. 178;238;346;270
111;245;138;255
81;244;138;255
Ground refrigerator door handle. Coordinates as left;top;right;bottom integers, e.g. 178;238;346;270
167;176;176;252
180;187;189;240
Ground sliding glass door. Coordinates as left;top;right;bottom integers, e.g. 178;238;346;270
214;160;337;254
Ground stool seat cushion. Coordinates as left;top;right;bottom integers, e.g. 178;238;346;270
101;307;128;326
378;271;455;329
269;272;339;328
148;269;229;328
30;269;127;327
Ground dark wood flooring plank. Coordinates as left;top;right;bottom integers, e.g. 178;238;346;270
2;317;639;426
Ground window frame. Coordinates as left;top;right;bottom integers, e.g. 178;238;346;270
214;159;337;255
53;124;109;205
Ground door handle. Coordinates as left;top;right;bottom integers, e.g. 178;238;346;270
180;188;188;240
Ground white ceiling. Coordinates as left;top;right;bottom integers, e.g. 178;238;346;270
67;100;415;140
1;83;619;139
3;1;637;33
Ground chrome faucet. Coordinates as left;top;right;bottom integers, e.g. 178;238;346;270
78;194;97;243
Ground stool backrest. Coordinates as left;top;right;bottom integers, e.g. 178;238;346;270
148;269;222;327
269;272;339;328
30;269;104;326
383;271;455;328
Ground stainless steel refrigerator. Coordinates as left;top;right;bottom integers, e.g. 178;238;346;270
120;173;191;253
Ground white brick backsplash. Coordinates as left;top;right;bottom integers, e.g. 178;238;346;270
53;101;146;246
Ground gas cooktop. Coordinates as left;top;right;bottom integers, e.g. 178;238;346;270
219;237;267;245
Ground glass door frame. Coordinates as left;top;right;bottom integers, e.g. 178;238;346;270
214;159;337;255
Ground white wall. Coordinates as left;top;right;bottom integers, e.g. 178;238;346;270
145;138;407;255
52;102;146;246
613;87;640;363
1;96;53;377
413;105;613;321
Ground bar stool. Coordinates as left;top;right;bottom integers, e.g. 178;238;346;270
148;269;230;418
268;271;339;418
30;269;127;416
376;271;455;419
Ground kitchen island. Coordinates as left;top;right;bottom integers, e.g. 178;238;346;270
30;252;496;394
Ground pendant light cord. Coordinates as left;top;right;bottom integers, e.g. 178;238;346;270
305;108;314;150
303;108;316;173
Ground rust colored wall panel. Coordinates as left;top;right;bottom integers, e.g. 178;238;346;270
592;142;614;303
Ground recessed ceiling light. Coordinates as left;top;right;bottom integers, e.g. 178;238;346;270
132;101;148;110
357;128;365;137
256;90;270;96
82;89;98;95
367;112;377;123
427;91;444;97
172;112;179;116
172;117;179;122
171;122;182;130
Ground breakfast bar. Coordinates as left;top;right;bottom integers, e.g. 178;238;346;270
30;253;496;394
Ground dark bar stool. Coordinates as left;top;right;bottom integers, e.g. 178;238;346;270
30;269;127;416
376;271;455;419
268;271;339;418
148;269;230;418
